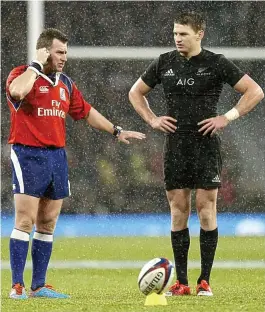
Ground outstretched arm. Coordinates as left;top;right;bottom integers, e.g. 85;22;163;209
198;74;264;136
129;78;177;133
86;107;146;144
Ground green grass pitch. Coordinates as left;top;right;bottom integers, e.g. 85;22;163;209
1;236;265;312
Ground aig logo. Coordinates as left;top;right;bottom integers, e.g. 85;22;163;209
176;78;194;86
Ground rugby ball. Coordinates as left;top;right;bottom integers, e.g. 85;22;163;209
138;257;174;295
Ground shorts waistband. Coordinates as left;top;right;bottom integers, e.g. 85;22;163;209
13;143;62;150
170;130;203;136
168;131;218;138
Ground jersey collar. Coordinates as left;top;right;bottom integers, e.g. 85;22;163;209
178;48;205;63
38;72;61;86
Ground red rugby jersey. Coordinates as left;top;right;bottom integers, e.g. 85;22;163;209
6;65;92;147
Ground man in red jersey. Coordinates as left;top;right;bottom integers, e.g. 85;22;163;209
6;28;146;300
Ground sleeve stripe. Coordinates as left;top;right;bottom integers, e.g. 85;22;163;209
6;93;22;111
59;74;73;95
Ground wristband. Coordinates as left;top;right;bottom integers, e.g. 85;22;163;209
28;60;44;76
28;66;40;76
113;125;123;137
224;108;240;122
31;60;44;71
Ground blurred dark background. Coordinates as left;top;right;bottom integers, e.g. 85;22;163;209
1;1;265;214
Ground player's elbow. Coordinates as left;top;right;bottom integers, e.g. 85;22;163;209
253;86;265;103
250;84;264;101
244;83;264;104
10;90;24;101
9;85;25;101
128;88;135;102
258;87;264;101
129;86;141;103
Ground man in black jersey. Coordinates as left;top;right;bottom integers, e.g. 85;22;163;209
129;12;264;296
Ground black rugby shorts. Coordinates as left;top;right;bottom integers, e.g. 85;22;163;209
163;132;222;190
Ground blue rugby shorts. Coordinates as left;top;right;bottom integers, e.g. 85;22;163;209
11;144;70;200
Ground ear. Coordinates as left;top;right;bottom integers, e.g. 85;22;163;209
197;30;204;40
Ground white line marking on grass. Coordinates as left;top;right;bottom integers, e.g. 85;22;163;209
1;260;265;270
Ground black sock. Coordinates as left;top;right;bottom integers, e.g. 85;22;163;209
197;227;218;285
171;228;190;285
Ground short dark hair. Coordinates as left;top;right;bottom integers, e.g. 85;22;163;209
174;12;206;32
36;28;68;49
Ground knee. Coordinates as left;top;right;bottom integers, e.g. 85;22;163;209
169;200;190;231
196;191;217;230
197;201;217;227
36;218;57;234
197;196;216;212
170;200;190;231
198;207;217;230
169;198;190;215
198;207;215;222
15;218;34;233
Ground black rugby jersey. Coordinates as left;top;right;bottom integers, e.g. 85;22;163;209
141;49;245;130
